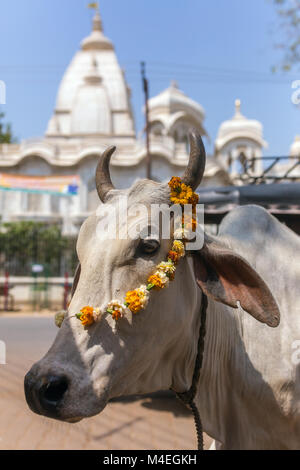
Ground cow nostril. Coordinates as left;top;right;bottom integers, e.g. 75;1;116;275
40;375;68;408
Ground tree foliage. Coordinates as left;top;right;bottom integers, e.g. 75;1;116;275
0;111;16;143
0;221;77;276
273;0;300;71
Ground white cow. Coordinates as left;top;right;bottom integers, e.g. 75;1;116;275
25;133;300;449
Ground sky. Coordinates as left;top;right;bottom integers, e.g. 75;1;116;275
0;0;299;156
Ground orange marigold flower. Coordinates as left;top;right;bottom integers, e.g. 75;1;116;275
125;290;143;314
80;306;94;316
79;306;95;326
168;250;180;264
147;274;165;290
168;176;182;191
112;310;122;321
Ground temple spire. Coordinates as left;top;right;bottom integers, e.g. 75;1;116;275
235;99;241;114
92;9;103;32
233;98;245;119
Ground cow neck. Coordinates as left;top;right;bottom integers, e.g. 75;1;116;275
171;293;208;451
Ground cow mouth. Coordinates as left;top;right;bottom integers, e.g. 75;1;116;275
65;417;84;423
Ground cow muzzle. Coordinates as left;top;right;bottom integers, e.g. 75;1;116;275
24;370;69;420
24;357;110;422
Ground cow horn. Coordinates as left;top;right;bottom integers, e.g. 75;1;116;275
96;146;116;203
181;131;206;190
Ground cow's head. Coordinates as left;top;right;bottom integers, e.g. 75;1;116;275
24;132;280;422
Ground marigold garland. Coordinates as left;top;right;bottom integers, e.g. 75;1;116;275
56;177;198;328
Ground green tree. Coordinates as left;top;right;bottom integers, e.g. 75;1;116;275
0;111;16;143
272;0;300;71
0;221;75;276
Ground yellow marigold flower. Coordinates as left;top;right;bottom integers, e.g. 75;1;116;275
157;263;176;281
188;192;199;205
184;184;194;196
157;261;176;277
172;240;185;258
170;195;187;205
78;306;95;326
170;183;194;205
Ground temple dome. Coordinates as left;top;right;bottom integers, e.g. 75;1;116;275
290;135;300;156
46;8;134;138
147;81;207;137
215;100;265;150
148;81;205;122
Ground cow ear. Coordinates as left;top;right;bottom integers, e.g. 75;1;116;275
193;242;280;327
71;263;81;298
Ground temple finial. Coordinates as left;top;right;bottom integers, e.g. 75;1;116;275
170;80;179;89
87;2;103;32
235;99;241;114
88;1;99;12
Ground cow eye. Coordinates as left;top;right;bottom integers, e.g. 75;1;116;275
140;239;160;255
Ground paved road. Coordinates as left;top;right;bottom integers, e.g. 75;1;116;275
0;316;212;450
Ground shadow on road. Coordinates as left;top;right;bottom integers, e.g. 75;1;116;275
110;391;191;417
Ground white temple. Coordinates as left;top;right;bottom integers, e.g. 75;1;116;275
0;6;297;234
215;99;266;177
290;135;300;157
